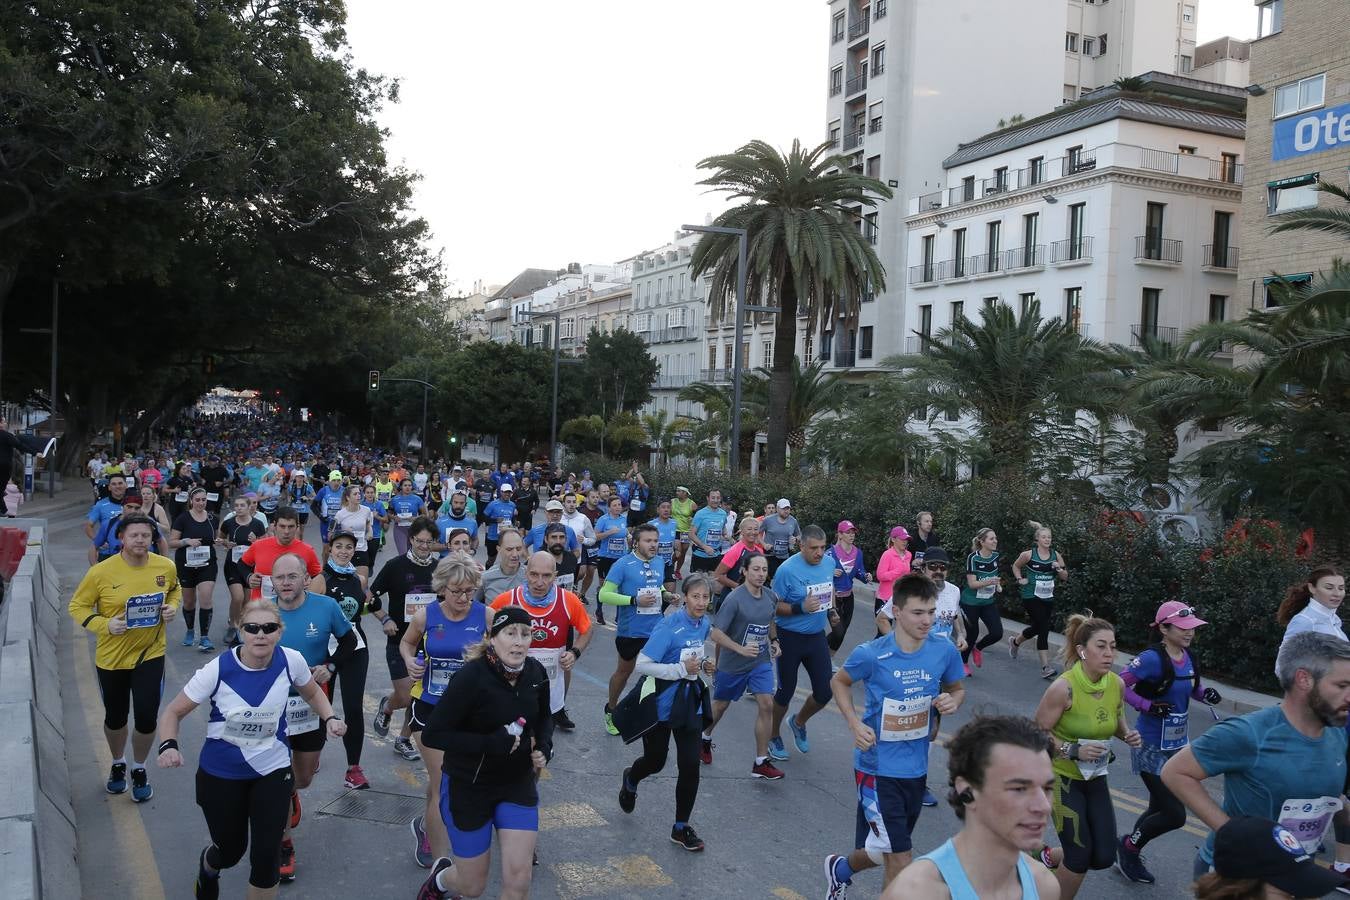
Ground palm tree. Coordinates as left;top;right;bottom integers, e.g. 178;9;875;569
1269;180;1350;241
676;380;761;469
885;300;1104;474
641;409;697;467
689;139;892;471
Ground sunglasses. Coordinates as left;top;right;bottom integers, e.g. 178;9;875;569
241;622;281;635
925;563;948;571
1162;607;1199;621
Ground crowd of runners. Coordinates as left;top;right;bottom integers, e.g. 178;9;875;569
56;410;1350;899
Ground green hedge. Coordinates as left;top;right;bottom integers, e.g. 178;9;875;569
565;454;1320;691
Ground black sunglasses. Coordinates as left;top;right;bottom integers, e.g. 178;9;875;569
241;622;281;635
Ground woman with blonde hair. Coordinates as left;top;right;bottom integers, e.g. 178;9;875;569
959;528;1003;670
1009;521;1069;680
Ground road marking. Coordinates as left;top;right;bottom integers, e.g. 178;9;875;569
70;631;166;900
394;766;423;790
773;888;809;900
539;801;606;831
551;854;671;899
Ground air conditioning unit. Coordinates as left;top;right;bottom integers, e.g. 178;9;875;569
1156;514;1200;544
1141;484;1182;514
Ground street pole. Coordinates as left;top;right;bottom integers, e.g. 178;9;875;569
49;279;57;497
551;313;560;470
421;385;428;466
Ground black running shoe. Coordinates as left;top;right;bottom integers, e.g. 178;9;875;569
195;847;220;900
670;824;705;852
618;766;636;814
1116;837;1155;884
553;708;576;731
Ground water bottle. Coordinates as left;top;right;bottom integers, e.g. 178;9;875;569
506;717;526;737
415;650;426;669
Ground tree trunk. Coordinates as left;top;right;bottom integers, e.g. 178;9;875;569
764;283;799;472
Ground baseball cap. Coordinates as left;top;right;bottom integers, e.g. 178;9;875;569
1213;816;1344;896
923;547;951;566
452;465;463;472
500;483;514;492
328;471;342;481
837;519;856;533
327;530;358;546
1154;600;1207;629
889;525;911;542
776;498;792;509
451;489;467;499
545;500;564;512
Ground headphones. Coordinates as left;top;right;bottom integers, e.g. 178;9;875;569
956;787;975;805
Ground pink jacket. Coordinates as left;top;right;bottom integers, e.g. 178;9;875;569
876;548;912;601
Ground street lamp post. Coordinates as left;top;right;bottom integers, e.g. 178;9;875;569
682;224;778;474
381;377;436;462
518;309;582;471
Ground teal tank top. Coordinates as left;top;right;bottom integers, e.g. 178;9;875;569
920;838;1040;900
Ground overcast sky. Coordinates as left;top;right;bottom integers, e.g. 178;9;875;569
343;0;1258;294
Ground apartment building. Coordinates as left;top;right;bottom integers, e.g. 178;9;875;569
629;234;706;421
485;264;626;347
904;72;1245;360
555;283;633;356
823;0;1200;370
1238;0;1350;313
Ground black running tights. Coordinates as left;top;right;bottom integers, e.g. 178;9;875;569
959;603;1003;663
629;724;701;823
828;594;855;652
1020;599;1054;651
1128;771;1187;851
196;766;291;888
331;645;369;766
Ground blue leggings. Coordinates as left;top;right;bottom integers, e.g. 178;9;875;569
774;629;833;707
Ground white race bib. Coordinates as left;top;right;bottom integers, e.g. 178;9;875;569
397;512;413;525
285;695;318;735
1160;712;1189;751
222;705;282;748
404;592;435;623
635;587;662;614
175;492;189;503
1034;577;1055;599
205;492;219;503
125;592;164;629
880;695;931;742
426;656;463;696
976;583;996;600
260;575;275;600
1075;740;1111;779
807;581;833;613
231;545;246;563
1279;796;1343;855
185;545;211;568
532;647;564;681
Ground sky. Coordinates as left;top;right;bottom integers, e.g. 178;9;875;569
343;0;1258;294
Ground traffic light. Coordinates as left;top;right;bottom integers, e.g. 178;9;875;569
368;370;380;391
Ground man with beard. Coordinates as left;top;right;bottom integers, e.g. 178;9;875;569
1162;631;1350;877
199;453;230;515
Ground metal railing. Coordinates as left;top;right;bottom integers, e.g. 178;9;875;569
1134;236;1183;263
1050;236;1093;263
1211;159;1244;184
848;18;869;39
834;349;857;367
916;190;942;210
969;251;1001;276
904;335;933;354
869;118;883;133
1202;244;1239;269
827;135;840;148
982;175;1010;196
908;262;939;285
843;128;866;151
863;228;878;245
845;72;867;95
699;368;732;385
830;81;842;97
1003;244;1046;270
1131;324;1179;346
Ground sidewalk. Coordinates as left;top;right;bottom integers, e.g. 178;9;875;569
8;482;91;522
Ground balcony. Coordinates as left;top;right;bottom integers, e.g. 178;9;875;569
1131;324;1179;347
982;175;1010;197
969;251;1002;276
484;296;512;321
869;118;883;134
845;72;867;96
1202;244;1240;271
916;190;942;211
655;373;696;390
700;368;732;385
843;128;866;151
904;335;933;354
1210;159;1244;184
1003;244;1046;271
1134;236;1183;265
833;349;857;367
848;18;869;39
908;261;940;286
1050;237;1094;265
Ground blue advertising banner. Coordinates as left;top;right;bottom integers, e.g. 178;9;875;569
1273;101;1350;161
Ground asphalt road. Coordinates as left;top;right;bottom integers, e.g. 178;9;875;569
47;504;1228;899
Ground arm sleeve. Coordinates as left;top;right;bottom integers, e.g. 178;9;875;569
634;652;687;681
305;546;322;576
1121;650;1161;712
719;544;743;569
163;571;183;610
69;570;111;636
599;581;633;607
842;643;874;682
182;659;222;704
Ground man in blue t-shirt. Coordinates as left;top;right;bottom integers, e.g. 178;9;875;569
387;477;427;558
689;489;728;573
525;500;580;557
768;525;840;762
825;573;965;896
435;490;479;553
1162;630;1350;872
647;499;679;588
598;523;673;736
84;472;130;564
481;484;519;567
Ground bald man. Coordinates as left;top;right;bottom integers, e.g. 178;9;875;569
491;551;592;730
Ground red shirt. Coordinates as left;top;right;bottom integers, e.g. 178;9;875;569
239;536;321;600
490;585;590;650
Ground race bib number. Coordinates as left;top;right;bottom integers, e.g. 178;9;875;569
222;705;282;748
807;582;833;613
260;575;276;600
532;647;564;681
1075;740;1111;779
1278;796;1343;855
497;518;512;530
426;656;463;696
607;534;627;555
125;592;164;629
396;512;413;526
976;583;996;600
773;538;790;556
404;592;435;623
286;695;318;735
206;492;219;503
1034;577;1055;599
657;540;674;561
743;622;769;653
557;573;575;588
185;545;211;568
175;492;189;503
880;695;931;742
231;545;246;563
635;587;662;614
126;476;136;488
1160;712;1189;751
679;647;702;673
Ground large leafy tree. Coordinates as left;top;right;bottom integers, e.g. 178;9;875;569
689;139;892;471
578;327;658;416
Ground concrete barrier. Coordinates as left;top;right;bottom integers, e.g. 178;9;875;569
0;519;78;900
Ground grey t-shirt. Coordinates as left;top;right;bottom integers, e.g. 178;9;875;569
760;515;801;559
713;583;779;674
476;563;526;603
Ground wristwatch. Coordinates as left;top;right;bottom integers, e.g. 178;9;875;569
1059;741;1079;760
324;663;337;675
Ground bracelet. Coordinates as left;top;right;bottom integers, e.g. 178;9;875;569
321;715;341;729
158;738;179;755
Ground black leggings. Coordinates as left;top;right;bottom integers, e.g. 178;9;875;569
1020;599;1054;651
959;604;1003;663
1128;771;1186;851
1053;774;1116;873
828;594;855;652
96;656;165;733
331;644;369;766
197;766;292;888
628;724;701;823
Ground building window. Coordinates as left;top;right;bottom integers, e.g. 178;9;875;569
1178;145;1197;155
874;0;887;19
1065;32;1078;52
950;301;964;326
1208;294;1226;323
1067;202;1086;256
1180;54;1192;72
1264;274;1311;308
869;102;883;133
860;326;874;359
830;66;843;96
829;122;841;147
1140;288;1161;337
1064;287;1082;332
1183;4;1194;22
993;166;1008;192
1268;174;1319;215
921;234;936;280
1082;37;1095;56
1257;0;1283;38
723;343;733;369
1273;74;1325;118
762;340;772;368
961;175;976;202
1019;292;1037;318
866;155;881;178
832;11;846;42
821;330;834;357
985;221;1001;271
919;305;932;338
803;333;814;363
952;228;967;277
1027;156;1044;186
872;44;886;76
983;296;998;315
1097;34;1107;55
1022;212;1039;266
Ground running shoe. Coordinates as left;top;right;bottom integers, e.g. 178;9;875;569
700;737;713;765
1039;845;1059;870
603;706;619;736
130;767;152;802
788;716;810;753
1008;635;1021;659
751;760;785;780
416;857;457;900
971;647;983;668
373;694;392;737
618;767;637;814
195;846;220;900
394;736;421;760
767;736;789;760
198;636;214;653
289;790;302;829
553;708;576;731
670;824;704;852
963;663;973;677
279;838;296;882
825;854;851;899
412;814;433;868
1041;665;1057;680
106;761;128;794
223;626;239;648
181;628;196;647
1116;837;1155;884
344;765;370;790
922;788;938;808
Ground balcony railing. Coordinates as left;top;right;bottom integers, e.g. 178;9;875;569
863;227;878;246
1134;236;1183;264
869;118;883;133
1050;237;1094;264
830;81;842;97
832;28;845;44
969;251;1001;276
982;175;1010;196
843;128;865;151
827;135;840;148
655;373;696;389
1203;244;1240;270
833;350;857;367
1211;159;1244;184
845;72;867;96
848;18;869;39
699;368;732;385
904;335;933;354
1131;324;1179;347
1003;244;1046;270
908;261;940;285
916;190;942;211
